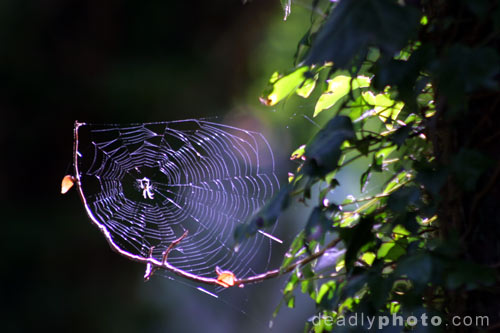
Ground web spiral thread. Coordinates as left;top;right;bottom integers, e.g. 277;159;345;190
74;119;280;280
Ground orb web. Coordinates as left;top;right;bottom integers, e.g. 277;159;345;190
74;119;280;282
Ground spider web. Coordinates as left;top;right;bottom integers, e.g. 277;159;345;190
74;119;280;284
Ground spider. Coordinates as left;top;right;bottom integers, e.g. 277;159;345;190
137;177;154;199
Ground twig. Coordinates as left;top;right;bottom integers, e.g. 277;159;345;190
162;230;188;264
144;230;189;281
144;246;156;281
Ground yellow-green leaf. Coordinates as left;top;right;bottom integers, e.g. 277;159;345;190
393;224;410;237
316;281;336;304
313;75;370;117
362;91;404;129
377;242;396;258
290;144;306;161
261;66;309;106
361;252;376;266
296;76;317;98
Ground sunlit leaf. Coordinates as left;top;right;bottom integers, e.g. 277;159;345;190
300;265;316;299
316;280;336;305
286;294;295;308
376;145;397;160
313;75;370;117
392;224;410;237
389;301;401;314
362;91;404;129
361;252;376;266
260;66;309;106
383;171;410;194
377;242;395;258
290;144;306;160
281;231;305;269
377;241;406;260
296;76;317;98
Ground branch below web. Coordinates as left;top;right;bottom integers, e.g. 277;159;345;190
142;234;341;288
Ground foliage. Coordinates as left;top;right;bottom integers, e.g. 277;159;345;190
238;0;500;331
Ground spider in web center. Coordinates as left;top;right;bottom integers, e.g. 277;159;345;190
137;177;154;199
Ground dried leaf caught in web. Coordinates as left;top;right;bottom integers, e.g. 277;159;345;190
61;175;75;194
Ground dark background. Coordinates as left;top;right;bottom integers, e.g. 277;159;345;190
1;1;319;332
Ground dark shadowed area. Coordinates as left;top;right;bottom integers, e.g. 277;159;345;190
1;1;317;332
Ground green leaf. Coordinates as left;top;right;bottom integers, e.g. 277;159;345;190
313;75;370;117
392;224;410;237
383;171;409;194
377;241;406;260
361;252;376;266
362;91;404;129
305;0;421;67
303;115;355;178
375;145;397;161
348;95;373;121
301;266;317;299
373;45;435;111
284;272;299;294
393;212;420;234
316;280;336;305
260;66;309;106
286;295;295;308
281;231;305;268
377;242;395;258
296;75;317;98
360;169;371;192
273;271;299;319
312;311;335;332
290;144;306;160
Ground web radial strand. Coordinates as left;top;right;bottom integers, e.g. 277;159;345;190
74;120;280;280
